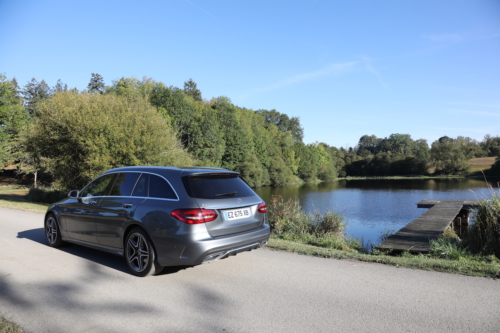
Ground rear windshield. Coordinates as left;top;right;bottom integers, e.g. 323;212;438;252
182;174;256;199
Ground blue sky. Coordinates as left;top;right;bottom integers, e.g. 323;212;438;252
1;0;499;148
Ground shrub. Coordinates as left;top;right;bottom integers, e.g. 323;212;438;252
19;92;194;190
466;196;500;258
26;187;67;204
310;211;345;237
267;195;360;251
268;195;310;236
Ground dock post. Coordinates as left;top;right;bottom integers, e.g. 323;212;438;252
453;209;470;237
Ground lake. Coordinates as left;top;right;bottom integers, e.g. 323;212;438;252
254;178;500;246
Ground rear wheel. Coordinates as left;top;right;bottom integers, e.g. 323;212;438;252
125;227;163;277
45;213;64;247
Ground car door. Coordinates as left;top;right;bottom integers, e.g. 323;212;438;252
95;172;146;249
64;173;117;244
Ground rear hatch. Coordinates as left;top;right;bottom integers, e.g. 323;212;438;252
182;172;265;237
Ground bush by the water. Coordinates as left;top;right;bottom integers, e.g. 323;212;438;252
268;195;360;251
467;195;500;258
26;187;67;204
429;194;500;261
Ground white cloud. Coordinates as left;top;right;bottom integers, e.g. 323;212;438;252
358;56;389;90
184;0;216;18
265;62;357;90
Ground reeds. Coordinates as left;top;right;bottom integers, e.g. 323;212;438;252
267;195;360;251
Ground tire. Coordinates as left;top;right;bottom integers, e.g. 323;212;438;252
45;213;64;247
125;227;163;277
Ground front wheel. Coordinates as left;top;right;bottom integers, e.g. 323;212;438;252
125;227;163;277
45;213;64;247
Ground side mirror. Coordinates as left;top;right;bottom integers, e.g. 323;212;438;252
68;190;79;199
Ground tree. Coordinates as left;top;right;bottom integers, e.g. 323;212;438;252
183;78;202;101
213;97;252;171
480;135;500;157
0;74;30;167
87;73;106;94
19;92;194;189
22;78;52;115
430;136;471;175
257;109;304;142
357;135;380;155
53;79;68;93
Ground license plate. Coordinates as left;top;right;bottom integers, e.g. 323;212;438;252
224;207;251;221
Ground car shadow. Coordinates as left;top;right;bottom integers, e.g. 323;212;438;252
17;228;191;276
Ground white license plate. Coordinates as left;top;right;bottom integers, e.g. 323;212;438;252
225;207;251;221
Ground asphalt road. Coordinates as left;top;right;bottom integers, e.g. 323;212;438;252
1;207;499;333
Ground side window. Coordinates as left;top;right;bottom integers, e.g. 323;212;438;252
109;173;141;196
81;174;117;197
131;174;148;197
149;174;177;200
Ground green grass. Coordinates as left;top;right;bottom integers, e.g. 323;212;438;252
469;157;496;173
0;317;24;333
0;187;50;213
267;237;500;278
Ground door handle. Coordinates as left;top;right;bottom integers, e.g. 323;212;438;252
123;203;133;208
89;200;98;205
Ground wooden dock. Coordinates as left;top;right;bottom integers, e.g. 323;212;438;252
376;199;482;253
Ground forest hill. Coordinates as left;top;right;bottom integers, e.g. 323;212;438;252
0;73;499;189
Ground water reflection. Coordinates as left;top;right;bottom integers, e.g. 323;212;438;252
255;178;499;246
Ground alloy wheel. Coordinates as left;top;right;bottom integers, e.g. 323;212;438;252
46;216;58;244
127;233;150;272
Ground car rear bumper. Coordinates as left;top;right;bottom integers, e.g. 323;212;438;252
156;225;270;267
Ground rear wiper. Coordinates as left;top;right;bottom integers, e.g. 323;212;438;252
214;192;237;197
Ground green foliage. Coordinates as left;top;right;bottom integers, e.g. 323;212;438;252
467;196;500;258
431;136;473;175
257;109;303;142
237;153;270;187
481;135;500;157
346;134;430;177
183;78;202;101
25;187;67;204
0;74;30;167
19;92;194;189
22;78;52;115
310;211;346;237
267;195;358;251
489;157;500;175
87;73;106;94
53;79;68;93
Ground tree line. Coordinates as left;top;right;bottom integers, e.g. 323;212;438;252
0;73;499;190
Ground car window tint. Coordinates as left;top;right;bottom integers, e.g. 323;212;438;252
149;174;177;199
131;174;148;197
108;173;140;196
81;174;117;197
182;174;255;199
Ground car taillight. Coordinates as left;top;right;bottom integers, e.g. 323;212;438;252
170;208;218;224
257;202;267;213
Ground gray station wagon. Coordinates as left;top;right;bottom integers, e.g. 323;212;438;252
44;166;270;276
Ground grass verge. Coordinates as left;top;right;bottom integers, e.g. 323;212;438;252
0;188;49;213
0;317;24;333
267;237;500;278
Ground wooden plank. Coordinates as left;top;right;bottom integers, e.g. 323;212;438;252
417;199;482;209
376;201;464;253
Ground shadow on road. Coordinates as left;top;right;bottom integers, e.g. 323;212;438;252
17;228;192;276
